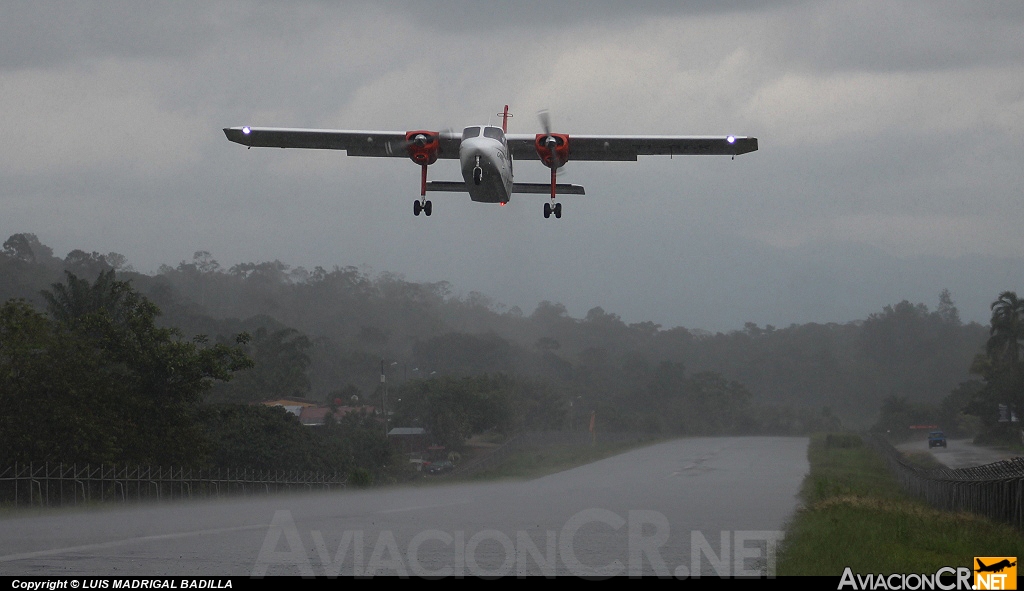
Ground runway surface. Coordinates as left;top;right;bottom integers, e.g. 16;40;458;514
0;436;809;577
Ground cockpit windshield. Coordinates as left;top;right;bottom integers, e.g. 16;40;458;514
483;126;505;141
462;127;481;141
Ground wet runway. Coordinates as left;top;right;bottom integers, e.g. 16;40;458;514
0;436;808;577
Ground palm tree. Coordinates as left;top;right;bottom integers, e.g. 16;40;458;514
983;292;1024;430
987;291;1024;366
41;270;128;328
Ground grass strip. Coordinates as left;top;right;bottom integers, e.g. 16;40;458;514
778;433;1024;575
459;438;661;481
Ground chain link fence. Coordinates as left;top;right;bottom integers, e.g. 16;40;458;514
0;462;347;507
871;435;1024;529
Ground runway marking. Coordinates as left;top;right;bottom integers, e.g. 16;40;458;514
377;500;472;514
0;524;267;562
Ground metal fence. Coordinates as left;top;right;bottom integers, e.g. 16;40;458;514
871;436;1024;529
0;463;347;508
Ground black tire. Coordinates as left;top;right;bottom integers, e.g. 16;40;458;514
543;203;551;218
554;202;562;218
424;200;432;216
413;200;421;216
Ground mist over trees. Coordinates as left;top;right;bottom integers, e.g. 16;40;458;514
2;233;1003;476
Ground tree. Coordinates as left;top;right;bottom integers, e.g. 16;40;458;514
534;337;560;351
987;292;1024;367
104;252;131;272
208;326;312;403
321;410;395;481
412;332;516;375
965;292;1024;441
871;394;936;440
201;405;321;472
2;233;53;263
391;374;563;449
940;381;983;437
937;289;961;325
64;250;112;278
41;270;126;329
682;371;753;435
0;274;252;466
192;251;221;274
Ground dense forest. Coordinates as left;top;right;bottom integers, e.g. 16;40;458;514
3;232;1017;482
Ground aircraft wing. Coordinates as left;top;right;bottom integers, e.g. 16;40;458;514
505;134;757;161
223;127;462;158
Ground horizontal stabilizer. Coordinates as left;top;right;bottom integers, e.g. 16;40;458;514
425;181;586;195
512;183;585;195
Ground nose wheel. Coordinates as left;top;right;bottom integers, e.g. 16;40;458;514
543;202;562;219
414;199;432;216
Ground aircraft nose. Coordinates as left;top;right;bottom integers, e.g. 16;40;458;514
459;139;485;163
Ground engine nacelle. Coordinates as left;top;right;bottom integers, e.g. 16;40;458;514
535;133;570;169
406;130;439;165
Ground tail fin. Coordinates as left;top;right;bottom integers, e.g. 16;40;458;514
497;105;512;133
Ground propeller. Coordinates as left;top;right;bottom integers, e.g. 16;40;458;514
392;124;454;152
401;127;452;197
538;110;560;167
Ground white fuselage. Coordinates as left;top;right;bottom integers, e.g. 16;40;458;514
459;126;514;203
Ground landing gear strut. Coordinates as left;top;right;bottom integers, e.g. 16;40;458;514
414;162;432;216
543;161;562;219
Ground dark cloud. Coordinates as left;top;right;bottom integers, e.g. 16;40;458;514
768;2;1024;74
0;2;225;69
382;0;795;31
2;1;1023;331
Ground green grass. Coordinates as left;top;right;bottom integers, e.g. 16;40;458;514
458;438;662;481
901;451;947;471
396;437;661;487
778;433;1024;575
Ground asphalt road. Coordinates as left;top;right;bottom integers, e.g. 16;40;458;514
0;436;809;577
902;438;1022;470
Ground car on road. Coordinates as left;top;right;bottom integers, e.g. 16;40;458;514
426;460;455;474
928;430;947;448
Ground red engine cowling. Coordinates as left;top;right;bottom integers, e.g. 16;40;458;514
406;131;439;165
535;133;570;168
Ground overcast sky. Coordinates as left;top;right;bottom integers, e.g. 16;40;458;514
2;1;1022;331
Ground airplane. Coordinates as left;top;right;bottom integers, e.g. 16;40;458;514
223;105;757;219
976;558;1016;573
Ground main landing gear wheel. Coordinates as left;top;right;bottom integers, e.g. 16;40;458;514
414;200;433;217
543;202;562;219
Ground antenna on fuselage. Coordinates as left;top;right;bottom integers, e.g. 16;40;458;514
497;105;513;133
